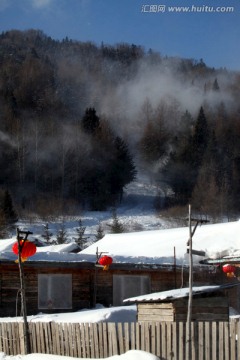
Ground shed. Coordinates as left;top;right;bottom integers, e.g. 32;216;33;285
124;284;239;322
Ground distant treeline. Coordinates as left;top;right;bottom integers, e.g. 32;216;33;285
0;29;240;218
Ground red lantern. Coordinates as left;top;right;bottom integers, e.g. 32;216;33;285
12;240;37;262
98;255;113;271
222;264;236;278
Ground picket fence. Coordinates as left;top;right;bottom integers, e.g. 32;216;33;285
0;320;240;359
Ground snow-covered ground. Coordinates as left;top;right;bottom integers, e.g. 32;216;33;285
14;180;166;245
0;350;159;360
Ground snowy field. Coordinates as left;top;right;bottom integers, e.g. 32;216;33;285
14;179;166;245
0;350;159;360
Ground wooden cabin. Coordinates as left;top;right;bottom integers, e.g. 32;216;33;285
0;253;231;317
0;234;238;317
124;285;237;322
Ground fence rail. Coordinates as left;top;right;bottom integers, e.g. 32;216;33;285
0;320;239;359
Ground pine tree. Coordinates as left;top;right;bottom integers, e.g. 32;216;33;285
212;78;220;91
95;222;105;241
81;107;100;134
74;219;89;249
0;209;8;238
191;107;209;169
42;223;53;244
2;190;18;224
108;209;124;233
109;136;136;200
56;221;68;244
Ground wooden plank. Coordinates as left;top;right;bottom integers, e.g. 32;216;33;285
93;323;99;358
111;323;118;356
198;322;204;360
211;321;217;360
97;323;104;358
124;322;130;352
12;322;20;355
19;322;25;355
54;323;61;356
60;323;66;356
230;321;236;360
117;322;124;354
75;324;82;358
178;322;184;360
218;322;225;360
130;322;135;350
29;323;35;354
102;322;108;358
237;320;240;360
0;324;3;353
1;323;7;354
150;322;156;356
44;322;52;354
144;322;150;353
140;322;145;351
205;321;210;360
166;322;172;360
80;324;86;358
224;322;230;360
50;323;55;355
84;323;90;358
155;322;161;358
191;322;197;360
39;322;46;353
89;323;95;359
171;322;177;360
7;322;14;355
68;323;74;357
138;314;174;322
138;308;174;316
161;322;167;359
135;322;141;351
138;303;174;309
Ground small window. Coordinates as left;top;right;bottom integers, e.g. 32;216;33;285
38;274;72;310
113;275;150;306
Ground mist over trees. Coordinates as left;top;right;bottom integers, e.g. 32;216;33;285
1;29;240;219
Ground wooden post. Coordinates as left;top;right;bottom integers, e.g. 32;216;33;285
186;204;192;359
186;207;209;359
16;228;33;354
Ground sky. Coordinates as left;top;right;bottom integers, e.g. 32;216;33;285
0;0;239;71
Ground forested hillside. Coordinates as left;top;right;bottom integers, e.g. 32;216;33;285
1;29;240;219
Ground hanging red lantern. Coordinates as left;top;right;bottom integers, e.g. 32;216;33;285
98;255;113;270
12;240;37;262
222;264;236;278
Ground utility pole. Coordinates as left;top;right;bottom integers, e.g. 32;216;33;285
16;228;33;354
186;205;193;359
186;205;208;359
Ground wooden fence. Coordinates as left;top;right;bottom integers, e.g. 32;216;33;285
0;320;240;359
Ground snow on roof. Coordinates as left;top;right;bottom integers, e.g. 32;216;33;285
123;284;239;303
0;238;88;263
80;220;240;265
36;242;79;253
1;220;240;265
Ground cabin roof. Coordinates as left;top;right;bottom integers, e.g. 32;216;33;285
123;283;240;303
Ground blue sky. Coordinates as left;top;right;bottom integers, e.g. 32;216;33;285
0;0;239;70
